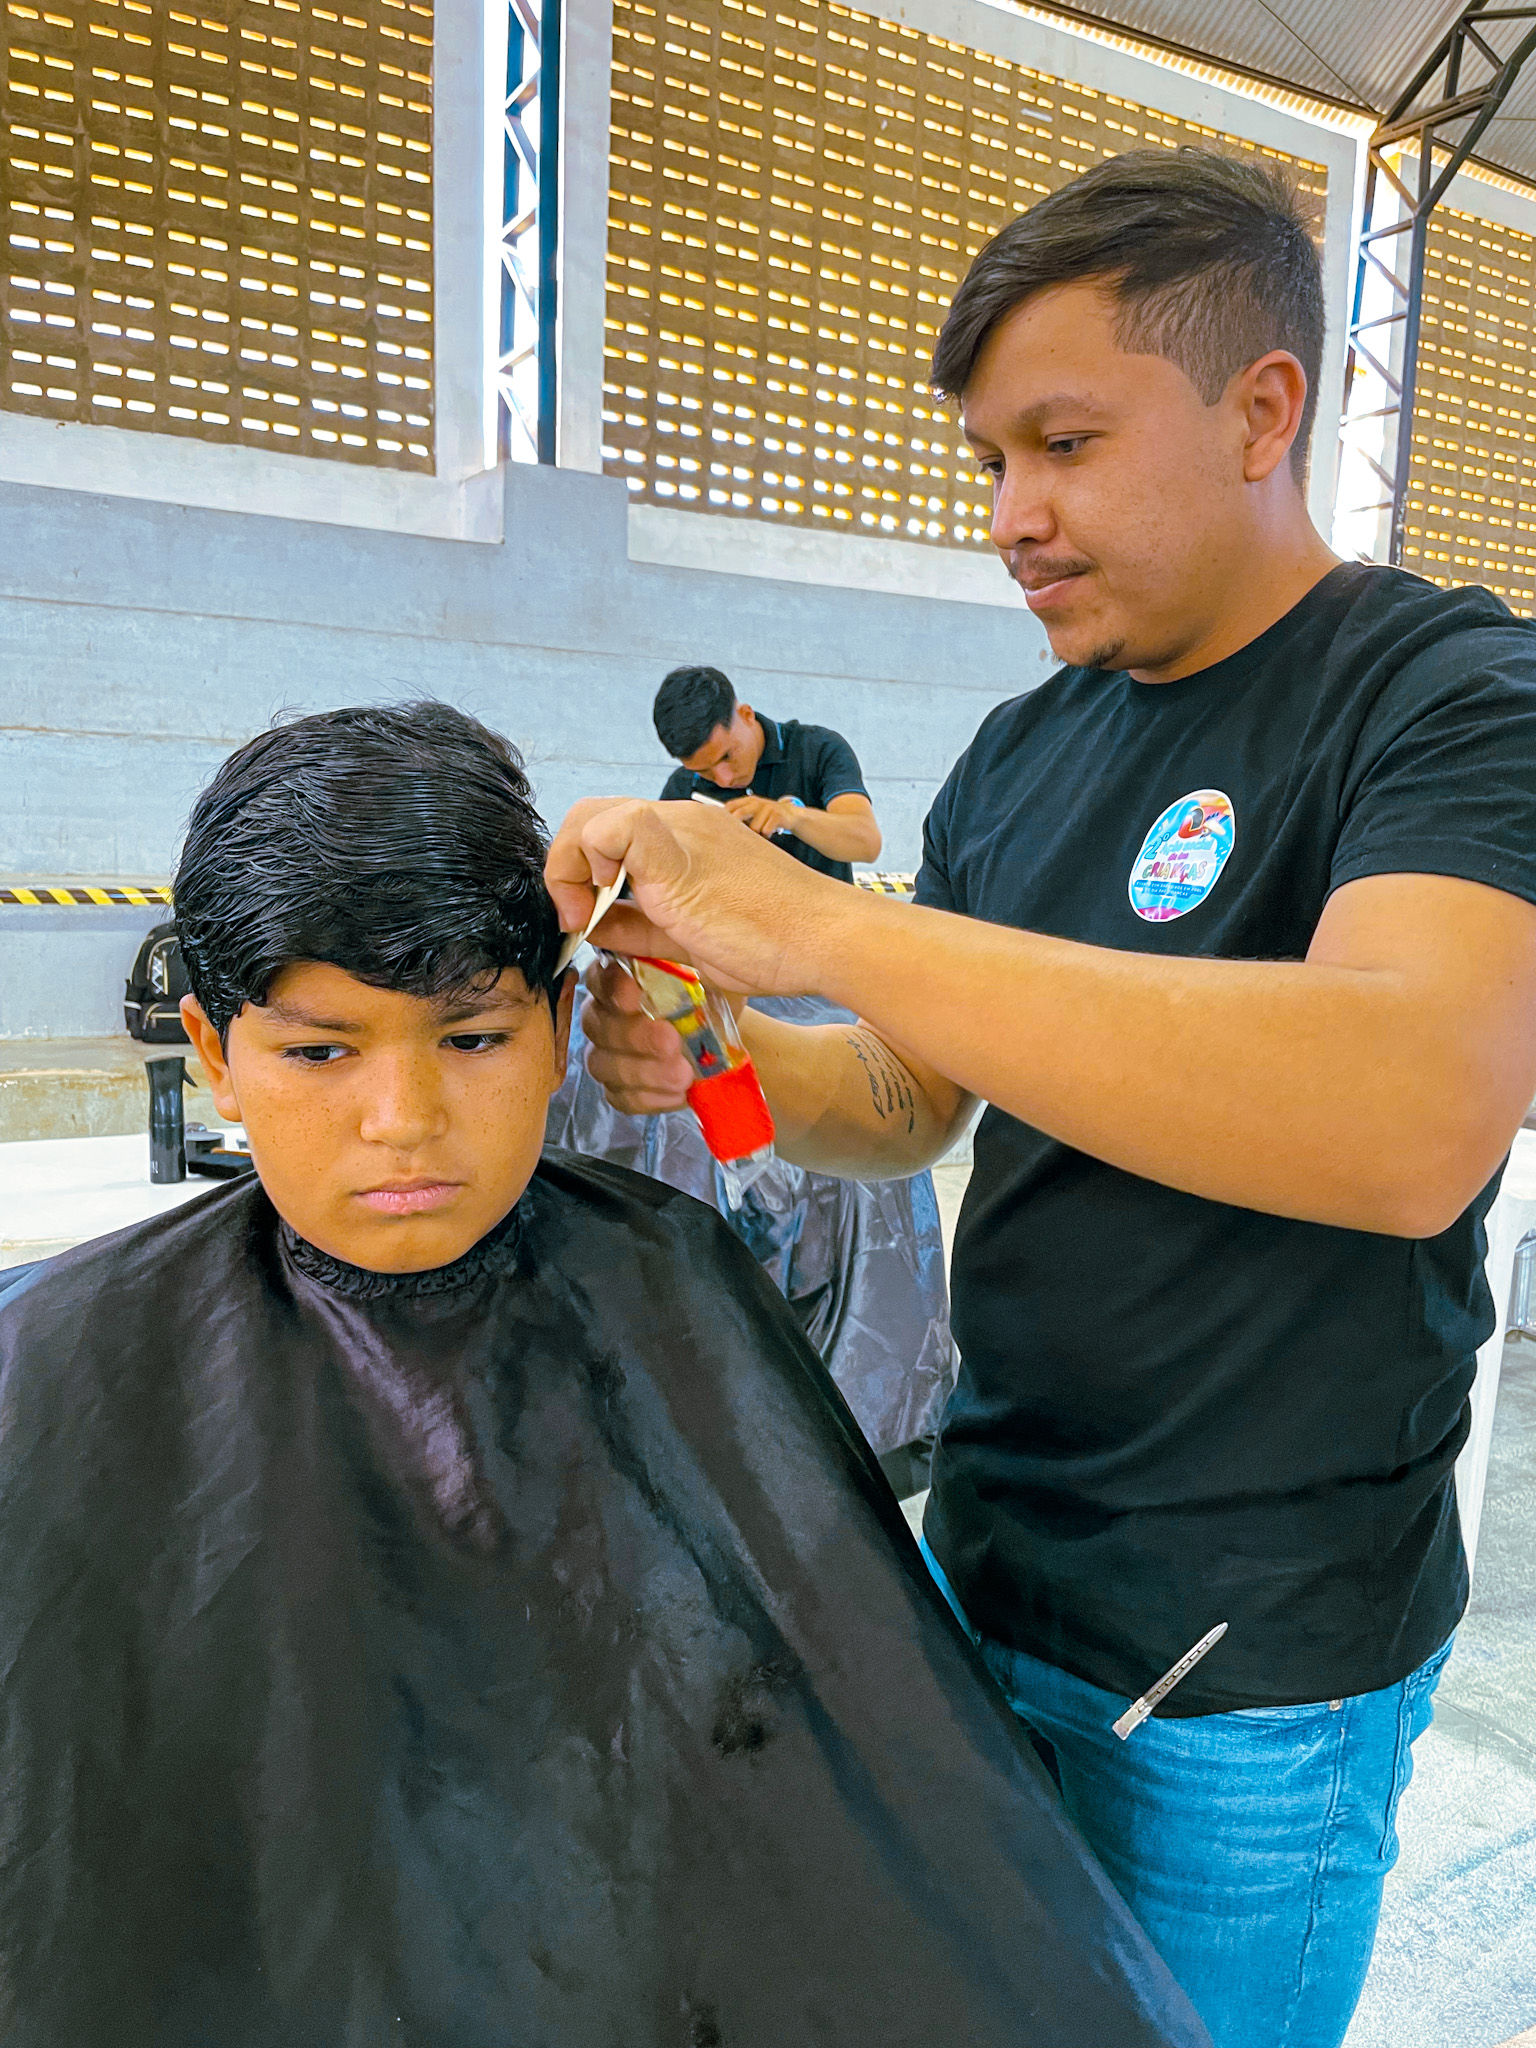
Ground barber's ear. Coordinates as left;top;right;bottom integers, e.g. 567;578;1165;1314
180;994;242;1123
1238;349;1308;487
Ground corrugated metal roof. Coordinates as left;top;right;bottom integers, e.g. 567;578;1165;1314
1051;1;1536;189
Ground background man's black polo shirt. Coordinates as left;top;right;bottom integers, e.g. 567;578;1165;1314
661;716;869;882
917;564;1536;1713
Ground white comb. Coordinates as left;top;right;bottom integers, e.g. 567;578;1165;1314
556;863;628;975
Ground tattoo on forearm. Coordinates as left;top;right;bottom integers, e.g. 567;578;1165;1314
845;1029;917;1136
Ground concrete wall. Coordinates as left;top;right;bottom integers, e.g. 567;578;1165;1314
0;459;1049;1035
0;907;166;1043
0;0;1362;1043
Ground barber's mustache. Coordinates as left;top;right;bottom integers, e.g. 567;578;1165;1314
1006;553;1097;593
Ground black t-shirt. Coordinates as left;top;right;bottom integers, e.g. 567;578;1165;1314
661;715;869;882
917;564;1536;1713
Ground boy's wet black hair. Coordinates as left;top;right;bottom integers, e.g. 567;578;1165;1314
174;701;563;1038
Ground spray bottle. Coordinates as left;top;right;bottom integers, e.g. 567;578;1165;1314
558;866;777;1206
618;955;775;1207
145;1054;187;1184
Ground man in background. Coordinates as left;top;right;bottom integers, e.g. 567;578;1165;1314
655;663;881;881
639;672;947;1498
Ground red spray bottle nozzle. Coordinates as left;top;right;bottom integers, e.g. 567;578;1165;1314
618;956;776;1201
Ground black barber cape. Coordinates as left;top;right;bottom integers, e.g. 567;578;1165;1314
0;1153;1206;2048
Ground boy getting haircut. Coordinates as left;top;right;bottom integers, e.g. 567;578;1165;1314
0;705;1204;2048
170;703;571;1279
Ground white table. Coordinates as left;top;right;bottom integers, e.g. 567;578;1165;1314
0;1130;229;1269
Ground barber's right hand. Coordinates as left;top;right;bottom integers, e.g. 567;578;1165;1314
582;956;696;1115
546;795;849;997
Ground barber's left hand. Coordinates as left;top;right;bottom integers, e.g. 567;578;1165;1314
724;793;795;838
544;796;849;996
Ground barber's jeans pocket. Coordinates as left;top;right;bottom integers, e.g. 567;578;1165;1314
1221;1699;1346;1745
1227;1701;1339;1723
1377;1639;1452;1860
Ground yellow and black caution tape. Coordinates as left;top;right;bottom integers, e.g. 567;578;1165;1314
3;875;912;907
0;883;173;908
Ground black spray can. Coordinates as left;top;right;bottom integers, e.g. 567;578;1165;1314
146;1055;187;1184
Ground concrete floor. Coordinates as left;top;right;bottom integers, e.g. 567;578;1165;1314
1345;1335;1536;2048
931;1160;970;1270
924;1158;1536;2047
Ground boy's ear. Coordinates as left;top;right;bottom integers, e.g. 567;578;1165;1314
180;994;242;1124
550;970;576;1086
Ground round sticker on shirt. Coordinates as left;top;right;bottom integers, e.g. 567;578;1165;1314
1128;790;1236;924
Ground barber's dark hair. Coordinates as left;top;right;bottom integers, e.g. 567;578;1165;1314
931;148;1324;483
654;664;736;761
174;701;562;1037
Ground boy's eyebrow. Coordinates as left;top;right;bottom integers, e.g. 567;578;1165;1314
261;988;534;1032
263;997;368;1032
433;989;535;1024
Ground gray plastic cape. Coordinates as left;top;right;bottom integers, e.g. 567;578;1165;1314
546;989;955;1461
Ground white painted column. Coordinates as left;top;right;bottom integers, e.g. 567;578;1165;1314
556;0;614;472
433;0;493;481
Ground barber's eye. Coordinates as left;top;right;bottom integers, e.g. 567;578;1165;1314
444;1032;508;1053
1046;436;1089;456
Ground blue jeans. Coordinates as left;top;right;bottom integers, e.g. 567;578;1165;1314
921;1539;1449;2048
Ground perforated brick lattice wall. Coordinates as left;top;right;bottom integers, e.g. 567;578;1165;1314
3;0;434;468
1403;206;1536;617
604;0;1327;549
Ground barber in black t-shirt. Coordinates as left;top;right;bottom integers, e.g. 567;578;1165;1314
652;664;881;883
552;153;1536;2048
